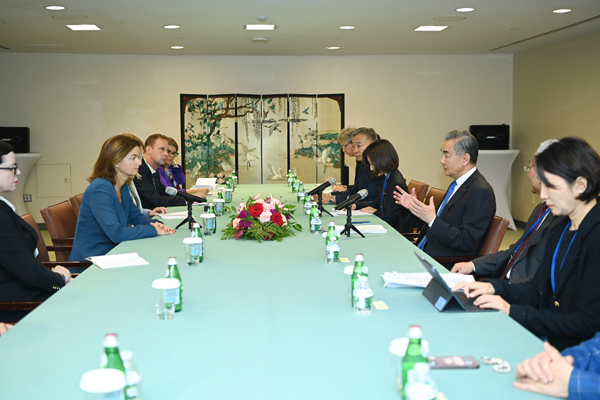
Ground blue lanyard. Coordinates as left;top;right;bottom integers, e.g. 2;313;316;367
381;172;391;213
551;221;578;293
511;208;551;257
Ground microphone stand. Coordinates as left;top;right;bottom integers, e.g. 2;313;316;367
339;207;365;238
175;200;195;230
316;191;333;217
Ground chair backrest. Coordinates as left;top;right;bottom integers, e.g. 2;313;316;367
407;180;430;203
425;187;447;208
40;200;77;240
69;193;84;218
20;213;50;262
477;216;510;256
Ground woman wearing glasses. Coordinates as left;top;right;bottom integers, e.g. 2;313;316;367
69;133;176;261
158;136;209;197
454;137;600;351
0;141;71;303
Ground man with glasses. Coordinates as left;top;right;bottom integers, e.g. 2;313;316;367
134;134;205;209
451;139;563;282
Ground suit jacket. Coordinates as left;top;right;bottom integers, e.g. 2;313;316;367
491;202;600;351
412;169;496;258
69;178;158;261
355;169;412;233
134;158;186;209
0;200;64;301
473;202;564;282
335;162;383;204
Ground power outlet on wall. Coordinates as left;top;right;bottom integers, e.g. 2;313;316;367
23;194;32;202
531;195;535;204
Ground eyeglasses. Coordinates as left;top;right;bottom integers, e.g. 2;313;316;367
167;150;179;156
343;142;352;149
0;164;18;174
523;165;535;173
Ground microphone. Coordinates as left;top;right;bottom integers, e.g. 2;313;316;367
307;178;336;196
165;186;206;204
333;189;368;211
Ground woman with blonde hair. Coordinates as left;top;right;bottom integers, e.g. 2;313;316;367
69;133;175;261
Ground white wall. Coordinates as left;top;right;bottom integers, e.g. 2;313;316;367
0;53;513;221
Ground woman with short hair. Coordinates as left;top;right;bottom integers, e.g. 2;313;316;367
69;133;175;261
454;137;600;351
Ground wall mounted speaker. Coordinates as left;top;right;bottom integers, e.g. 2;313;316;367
469;124;509;150
0;127;30;153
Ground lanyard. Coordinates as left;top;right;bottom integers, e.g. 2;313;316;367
551;221;578;293
511;208;551;258
381;172;391;213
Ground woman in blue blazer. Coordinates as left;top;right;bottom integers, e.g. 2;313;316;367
69;134;175;261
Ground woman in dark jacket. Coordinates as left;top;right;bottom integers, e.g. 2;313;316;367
454;137;600;351
352;139;412;233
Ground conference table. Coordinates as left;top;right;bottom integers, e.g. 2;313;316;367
0;184;548;399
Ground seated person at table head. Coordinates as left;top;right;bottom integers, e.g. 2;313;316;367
0;141;72;304
452;139;565;282
453;137;600;351
325;126;356;192
330;127;383;204
158;137;209;198
134;133;202;209
350;139;412;233
70;133;176;261
394;130;496;262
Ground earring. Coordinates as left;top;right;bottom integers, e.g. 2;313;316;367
580;189;583;194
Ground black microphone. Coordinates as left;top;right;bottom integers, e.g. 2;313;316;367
307;178;336;196
165;186;206;204
333;189;368;211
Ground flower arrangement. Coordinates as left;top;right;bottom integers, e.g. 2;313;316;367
221;195;302;242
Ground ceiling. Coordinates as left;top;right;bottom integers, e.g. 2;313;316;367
1;0;600;56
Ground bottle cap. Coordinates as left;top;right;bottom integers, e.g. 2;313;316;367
80;369;126;394
407;324;423;339
329;221;335;226
209;202;214;206
355;253;364;262
192;222;200;228
167;257;177;265
103;333;119;348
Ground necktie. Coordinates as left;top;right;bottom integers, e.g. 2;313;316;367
417;180;457;250
499;202;549;280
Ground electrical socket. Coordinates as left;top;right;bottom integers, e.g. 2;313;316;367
531;195;535;204
23;194;32;203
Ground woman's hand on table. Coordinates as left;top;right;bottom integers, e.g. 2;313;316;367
152;222;176;235
189;188;210;198
149;207;168;217
360;206;376;214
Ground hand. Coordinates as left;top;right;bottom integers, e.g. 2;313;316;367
360;206;376;214
149;207;168;217
65;277;74;285
406;195;437;224
52;265;72;283
451;262;475;275
331;184;347;192
189;188;209;198
151;222;176;235
393;186;415;208
452;281;495;298
514;342;574;398
472;294;511;315
0;322;14;336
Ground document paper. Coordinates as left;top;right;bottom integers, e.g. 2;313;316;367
382;272;474;288
87;253;150;269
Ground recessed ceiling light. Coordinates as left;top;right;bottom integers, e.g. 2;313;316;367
414;26;448;32
244;24;276;31
326;46;340;50
164;24;180;29
553;9;572;14
456;7;475;12
171;46;184;49
66;24;101;31
339;26;355;30
45;5;65;11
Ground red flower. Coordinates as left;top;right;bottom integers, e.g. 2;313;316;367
249;203;264;218
270;213;284;227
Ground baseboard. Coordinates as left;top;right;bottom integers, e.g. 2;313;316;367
514;219;526;229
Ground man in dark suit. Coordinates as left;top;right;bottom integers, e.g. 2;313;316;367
452;139;564;282
134;134;206;209
394;130;496;261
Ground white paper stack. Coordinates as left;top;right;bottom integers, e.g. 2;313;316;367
159;211;190;220
334;224;388;235
86;253;150;269
192;177;218;190
382;272;474;288
330;210;371;217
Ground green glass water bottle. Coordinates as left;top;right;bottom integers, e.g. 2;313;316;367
303;195;312;215
325;221;340;264
217;189;223;199
292;176;298;193
309;202;321;234
192;222;202;238
100;333;126;374
298;181;305;193
287;170;293;186
402;325;429;399
350;253;368;306
165;257;183;312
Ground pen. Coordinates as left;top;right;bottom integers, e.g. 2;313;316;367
353;221;371;224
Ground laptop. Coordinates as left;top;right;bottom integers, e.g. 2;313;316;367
414;250;497;312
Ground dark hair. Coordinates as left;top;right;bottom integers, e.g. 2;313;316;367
0;141;14;164
89;133;144;184
536;137;600;203
363;139;399;176
445;130;479;164
145;133;169;149
166;137;179;152
353;127;380;142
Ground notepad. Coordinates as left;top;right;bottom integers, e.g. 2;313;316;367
334;224;388;235
159;211;190;219
330;210;371;217
192;178;218;190
86;253;150;269
382;272;474;288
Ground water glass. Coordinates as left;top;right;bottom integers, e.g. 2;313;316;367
151;278;180;319
201;213;216;235
224;188;233;203
183;237;203;265
214;199;225;216
80;368;126;400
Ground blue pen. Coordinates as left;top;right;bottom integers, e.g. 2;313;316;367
353;221;371;224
